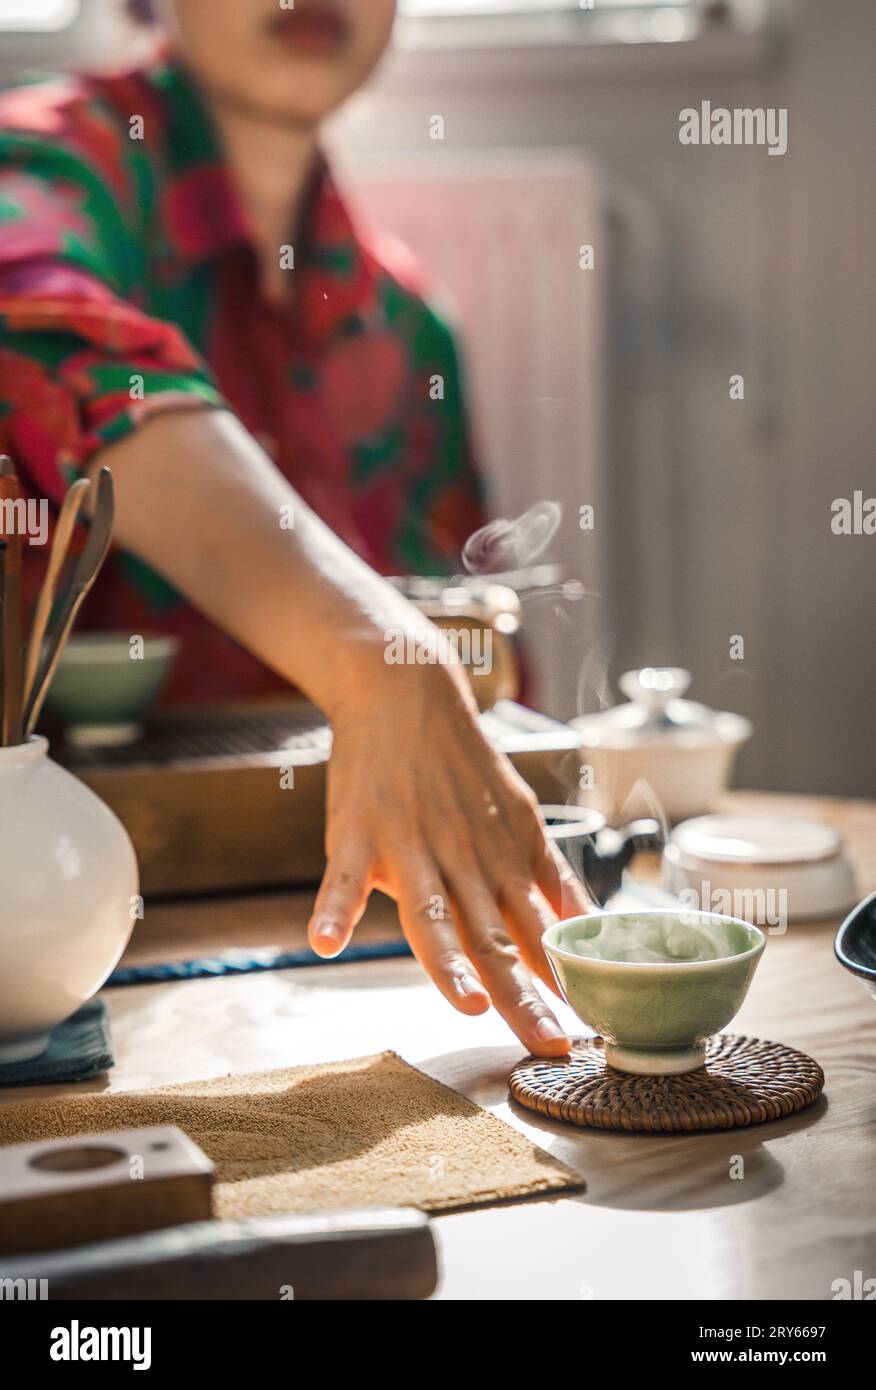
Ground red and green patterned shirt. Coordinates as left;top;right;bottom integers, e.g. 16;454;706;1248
0;53;485;700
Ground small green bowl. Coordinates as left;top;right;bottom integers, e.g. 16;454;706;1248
543;908;765;1075
42;632;180;737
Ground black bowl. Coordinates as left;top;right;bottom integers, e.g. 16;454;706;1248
835;889;876;1004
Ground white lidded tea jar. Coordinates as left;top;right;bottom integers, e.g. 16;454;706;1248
571;667;752;823
0;736;138;1062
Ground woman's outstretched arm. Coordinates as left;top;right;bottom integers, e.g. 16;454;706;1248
100;406;589;1055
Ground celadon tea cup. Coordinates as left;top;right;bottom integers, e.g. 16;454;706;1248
542;909;766;1075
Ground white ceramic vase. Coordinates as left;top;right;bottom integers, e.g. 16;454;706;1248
0;737;138;1063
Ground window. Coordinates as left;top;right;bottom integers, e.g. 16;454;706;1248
397;1;766;47
0;0;80;30
400;1;691;11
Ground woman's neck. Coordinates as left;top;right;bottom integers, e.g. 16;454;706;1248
207;99;320;306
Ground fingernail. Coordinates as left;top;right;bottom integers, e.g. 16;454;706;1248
456;973;486;999
314;921;344;950
535;1016;567;1043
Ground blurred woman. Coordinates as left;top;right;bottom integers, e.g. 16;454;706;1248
0;0;587;1053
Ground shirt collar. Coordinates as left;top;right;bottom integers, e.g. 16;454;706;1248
141;53;377;341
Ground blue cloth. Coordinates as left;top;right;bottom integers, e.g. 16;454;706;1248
0;999;113;1088
107;939;413;987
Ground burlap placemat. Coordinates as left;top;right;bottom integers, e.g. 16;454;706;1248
0;1051;583;1216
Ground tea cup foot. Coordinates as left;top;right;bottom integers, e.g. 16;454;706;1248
605;1040;707;1075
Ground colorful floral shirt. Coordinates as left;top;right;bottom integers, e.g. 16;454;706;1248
0;54;485;700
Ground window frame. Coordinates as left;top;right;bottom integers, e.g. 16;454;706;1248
395;0;772;54
0;0;80;33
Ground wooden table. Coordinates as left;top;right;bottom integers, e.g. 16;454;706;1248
3;792;875;1300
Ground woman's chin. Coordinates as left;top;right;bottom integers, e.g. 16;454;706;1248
219;70;350;129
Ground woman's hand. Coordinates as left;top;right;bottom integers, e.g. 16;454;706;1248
100;411;588;1052
307;648;591;1057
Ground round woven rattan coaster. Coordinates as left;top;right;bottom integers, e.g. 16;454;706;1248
508;1034;825;1133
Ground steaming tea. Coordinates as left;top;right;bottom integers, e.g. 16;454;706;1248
542;910;765;1075
567;913;752;965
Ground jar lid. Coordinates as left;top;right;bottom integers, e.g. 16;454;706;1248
671;814;843;866
572;668;751;750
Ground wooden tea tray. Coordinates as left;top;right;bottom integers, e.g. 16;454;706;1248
59;698;580;897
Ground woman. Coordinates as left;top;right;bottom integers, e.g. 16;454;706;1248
0;0;587;1054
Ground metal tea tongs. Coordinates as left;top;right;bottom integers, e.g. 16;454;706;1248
24;467;115;738
21;476;92;718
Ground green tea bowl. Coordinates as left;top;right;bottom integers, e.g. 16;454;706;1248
42;632;179;739
543;909;765;1075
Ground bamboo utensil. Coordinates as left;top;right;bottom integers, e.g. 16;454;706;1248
22;476;91;716
0;455;115;747
0;456;24;747
25;466;115;738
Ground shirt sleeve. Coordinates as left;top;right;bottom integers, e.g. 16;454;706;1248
400;287;489;574
423;306;488;567
0;80;226;504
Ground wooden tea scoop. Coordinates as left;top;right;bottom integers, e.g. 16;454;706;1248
25;466;114;737
0;456;24;746
22;476;91;715
0;1208;439;1301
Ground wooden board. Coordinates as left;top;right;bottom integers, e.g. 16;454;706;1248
0;1126;213;1255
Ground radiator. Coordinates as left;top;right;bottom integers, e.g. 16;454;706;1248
342;153;607;717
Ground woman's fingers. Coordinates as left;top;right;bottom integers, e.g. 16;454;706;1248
443;859;571;1057
499;877;563;997
394;858;490;1016
308;841;372;957
535;836;594;921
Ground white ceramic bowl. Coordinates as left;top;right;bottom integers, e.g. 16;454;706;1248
0;738;138;1062
663;815;858;925
571;735;749;824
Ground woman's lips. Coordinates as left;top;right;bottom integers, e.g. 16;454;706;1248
268;4;349;57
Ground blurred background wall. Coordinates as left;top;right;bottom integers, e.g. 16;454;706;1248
1;0;873;797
